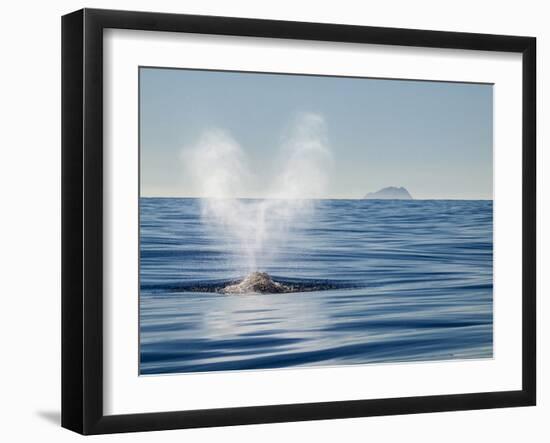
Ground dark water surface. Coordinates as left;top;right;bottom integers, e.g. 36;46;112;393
140;198;493;375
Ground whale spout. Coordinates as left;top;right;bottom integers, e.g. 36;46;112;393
223;272;289;294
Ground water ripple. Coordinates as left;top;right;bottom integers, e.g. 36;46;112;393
140;198;493;374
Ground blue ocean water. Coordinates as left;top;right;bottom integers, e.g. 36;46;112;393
140;198;493;375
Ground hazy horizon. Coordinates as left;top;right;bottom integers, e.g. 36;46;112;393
140;195;493;201
140;68;493;200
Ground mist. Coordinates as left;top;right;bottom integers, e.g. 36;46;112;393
181;112;332;274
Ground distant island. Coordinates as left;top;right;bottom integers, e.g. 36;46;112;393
364;186;413;200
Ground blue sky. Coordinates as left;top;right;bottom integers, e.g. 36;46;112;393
140;67;493;199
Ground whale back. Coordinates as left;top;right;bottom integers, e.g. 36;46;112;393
224;271;287;294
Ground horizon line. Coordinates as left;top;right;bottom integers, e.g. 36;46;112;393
139;195;493;201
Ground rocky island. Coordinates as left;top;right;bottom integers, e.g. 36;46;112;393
364;186;413;200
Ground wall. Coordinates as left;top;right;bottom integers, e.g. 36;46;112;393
0;0;546;441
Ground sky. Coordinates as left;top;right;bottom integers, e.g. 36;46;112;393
140;67;493;200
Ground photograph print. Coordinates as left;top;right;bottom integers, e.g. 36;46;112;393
139;67;493;375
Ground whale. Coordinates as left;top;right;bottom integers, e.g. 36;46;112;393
162;272;353;294
223;272;291;294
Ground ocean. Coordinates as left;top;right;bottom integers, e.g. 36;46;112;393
139;198;493;375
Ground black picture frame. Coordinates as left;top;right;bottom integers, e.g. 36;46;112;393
62;8;536;435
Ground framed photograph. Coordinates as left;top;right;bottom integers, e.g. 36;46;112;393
61;8;536;435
